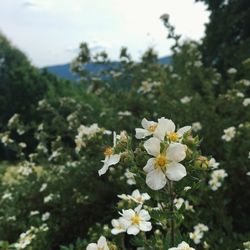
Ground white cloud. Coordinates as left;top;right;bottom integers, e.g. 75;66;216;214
0;0;209;66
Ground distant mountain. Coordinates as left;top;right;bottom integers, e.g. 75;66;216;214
44;56;171;80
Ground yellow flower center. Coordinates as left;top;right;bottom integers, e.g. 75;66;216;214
104;147;113;157
148;124;157;133
155;154;168;169
167;132;179;142
131;214;141;225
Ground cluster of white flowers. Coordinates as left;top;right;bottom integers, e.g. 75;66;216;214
2;192;13;201
7;113;19;127
192;122;202;132
86;236;109;250
75;123;101;152
243;98;250;107
209;169;228;191
189;223;209;244
169;241;196;250
117;110;132;117
44;194;54;203
117;189;150;204
136;117;190;190
14;224;48;250
227;67;237;74
0;132;14;146
124;168;136;185
180;96;192;104
208;157;220;169
42;212;50;221
17;164;33;176
138;80;161;94
174;197;194;212
243;241;250;250
221;126;236;141
111;204;152;235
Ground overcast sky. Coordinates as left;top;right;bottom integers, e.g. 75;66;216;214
0;0;209;67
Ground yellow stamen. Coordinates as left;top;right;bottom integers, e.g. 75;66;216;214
148;124;157;132
104;147;113;157
167;132;179;142
131;214;141;225
155;154;168;169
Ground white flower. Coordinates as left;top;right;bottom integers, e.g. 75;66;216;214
138;81;154;93
189;230;203;244
121;205;152;235
209;169;228;191
243;98;250;107
180;96;192;104
42;212;50;221
143;137;187;190
129;189;151;204
118;111;132;116
135;118;158;139
98;147;121;176
19;142;27;148
169;241;196;250
185;200;195;212
39;183;47;192
236;92;244;98
18;166;33;176
125;169;136;185
154;117;191;142
208;158;220;169
192;122;202;132
227;67;237;74
221;126;236;141
2;192;13;200
86;236;109;250
247;172;250;176
184;186;191;191
44;194;54;203
111;218;128;235
194;61;202;67
30;211;40;216
174;198;184;210
8;113;19;127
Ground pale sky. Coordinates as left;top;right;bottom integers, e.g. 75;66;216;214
0;0;209;67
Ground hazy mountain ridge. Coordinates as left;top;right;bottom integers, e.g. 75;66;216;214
44;56;171;80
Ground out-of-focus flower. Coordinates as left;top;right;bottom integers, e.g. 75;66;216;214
180;96;192;104
243;98;250;107
169;241;195;250
192;122;202;132
221;126;236;141
86;236;109;250
209;169;228;191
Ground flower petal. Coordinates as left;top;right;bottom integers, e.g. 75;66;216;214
127;225;140;235
166;143;186;162
141;118;149;129
139;221;152;232
166;162;187;181
109;154;121;165
86;243;98;250
177;126;191;136
146;169;166;190
97;236;108;248
98;163;109;176
143;158;155;173
135;128;149;139
144;137;161;156
154;117;175;140
139;209;151;221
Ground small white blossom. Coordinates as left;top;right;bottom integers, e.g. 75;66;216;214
39;183;47;192
209;169;228;191
227;68;237;74
221;126;236;141
169;241;196;250
86;236;109;250
192;122;202;132
243;98;250;107
42;212;50;221
180;96;192;104
120;205;152;235
208;158;220;169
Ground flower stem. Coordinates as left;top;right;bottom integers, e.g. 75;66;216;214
169;181;175;247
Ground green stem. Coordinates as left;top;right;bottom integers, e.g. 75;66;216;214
169;181;175;247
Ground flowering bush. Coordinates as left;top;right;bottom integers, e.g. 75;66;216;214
0;26;250;249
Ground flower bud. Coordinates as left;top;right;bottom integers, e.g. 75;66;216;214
195;156;209;169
